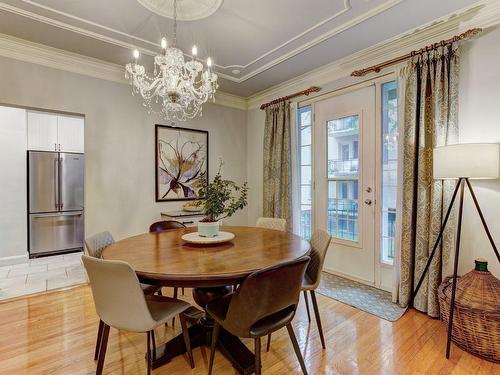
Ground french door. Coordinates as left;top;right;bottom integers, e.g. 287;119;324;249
313;85;377;285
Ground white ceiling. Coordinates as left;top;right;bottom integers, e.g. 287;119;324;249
0;0;480;96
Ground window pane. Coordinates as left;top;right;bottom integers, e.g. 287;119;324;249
300;108;311;127
328;180;358;241
300;166;311;185
300;126;311;146
298;105;313;239
300;205;312;239
301;145;311;165
300;185;312;205
381;81;398;263
327;115;359;179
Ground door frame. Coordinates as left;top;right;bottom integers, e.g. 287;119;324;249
300;72;397;291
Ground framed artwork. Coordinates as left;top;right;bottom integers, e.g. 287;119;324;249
155;124;208;202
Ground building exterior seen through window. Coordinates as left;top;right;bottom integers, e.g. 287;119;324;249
298;106;313;239
381;81;398;263
327;115;360;241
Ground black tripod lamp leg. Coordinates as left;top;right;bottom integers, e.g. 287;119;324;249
411;178;462;303
446;178;465;359
465;178;500;263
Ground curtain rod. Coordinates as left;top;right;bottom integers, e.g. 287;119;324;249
351;28;482;77
260;86;321;110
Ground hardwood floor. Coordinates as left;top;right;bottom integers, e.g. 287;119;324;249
0;284;497;374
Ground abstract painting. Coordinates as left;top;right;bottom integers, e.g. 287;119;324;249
155;124;208;201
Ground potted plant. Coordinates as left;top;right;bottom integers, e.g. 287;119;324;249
196;161;248;237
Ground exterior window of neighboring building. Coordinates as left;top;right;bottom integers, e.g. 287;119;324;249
381;81;398;263
298;105;313;239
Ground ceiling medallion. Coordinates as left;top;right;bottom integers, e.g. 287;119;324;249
126;0;218;121
136;0;223;21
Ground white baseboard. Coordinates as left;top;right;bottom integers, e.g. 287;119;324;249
323;267;375;287
0;254;29;266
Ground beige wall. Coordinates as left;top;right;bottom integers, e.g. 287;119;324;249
458;25;500;277
0;56;248;250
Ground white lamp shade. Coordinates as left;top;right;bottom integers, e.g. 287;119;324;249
433;143;500;179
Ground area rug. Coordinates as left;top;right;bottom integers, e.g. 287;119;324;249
317;272;407;322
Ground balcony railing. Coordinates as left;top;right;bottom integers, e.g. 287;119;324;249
328;159;359;176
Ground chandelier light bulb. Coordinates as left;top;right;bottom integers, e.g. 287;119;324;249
207;57;212;68
192;45;198;57
161;37;168;49
132;49;140;60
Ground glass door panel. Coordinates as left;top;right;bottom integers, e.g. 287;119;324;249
327;115;360;242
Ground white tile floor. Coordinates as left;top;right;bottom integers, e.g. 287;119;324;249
0;252;87;301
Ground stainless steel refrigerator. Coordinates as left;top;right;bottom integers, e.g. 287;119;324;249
28;151;84;257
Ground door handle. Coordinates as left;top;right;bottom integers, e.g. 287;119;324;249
54;158;59;210
59;156;63;210
60;212;83;217
364;199;372;205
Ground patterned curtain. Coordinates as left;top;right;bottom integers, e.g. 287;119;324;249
263;101;292;229
396;43;460;317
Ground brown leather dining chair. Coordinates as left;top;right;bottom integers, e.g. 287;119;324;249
207;256;311;375
266;229;332;351
149;220;187;324
149;220;186;233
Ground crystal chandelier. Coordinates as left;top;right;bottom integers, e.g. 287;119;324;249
125;0;218;121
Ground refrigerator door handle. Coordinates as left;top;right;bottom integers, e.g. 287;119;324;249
54;157;59;210
58;155;63;211
31;211;83;218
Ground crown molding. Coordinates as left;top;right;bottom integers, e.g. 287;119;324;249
3;0;402;82
0;33;247;111
1;0;498;113
247;0;500;109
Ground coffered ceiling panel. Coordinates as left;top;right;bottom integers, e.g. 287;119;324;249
0;0;480;96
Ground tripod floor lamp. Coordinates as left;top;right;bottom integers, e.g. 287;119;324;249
410;143;500;359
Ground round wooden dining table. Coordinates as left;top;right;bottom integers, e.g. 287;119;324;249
102;225;311;373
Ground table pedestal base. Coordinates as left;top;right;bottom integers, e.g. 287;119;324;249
150;287;255;375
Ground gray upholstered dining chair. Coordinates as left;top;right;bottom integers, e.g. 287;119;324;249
207;256;311;375
85;231;161;295
255;217;287;232
84;231;114;259
266;229;332;351
82;255;195;375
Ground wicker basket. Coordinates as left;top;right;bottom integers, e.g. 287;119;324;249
438;259;500;362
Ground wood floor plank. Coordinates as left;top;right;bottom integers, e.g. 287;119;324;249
0;284;497;374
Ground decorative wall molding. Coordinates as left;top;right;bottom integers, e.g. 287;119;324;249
1;0;499;112
2;0;402;82
247;0;500;109
0;33;248;111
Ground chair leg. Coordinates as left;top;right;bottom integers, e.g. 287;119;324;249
172;287;178;327
94;320;104;361
303;290;311;323
182;287;185;295
286;323;308;375
254;337;262;375
179;313;195;369
151;329;157;361
208;321;220;375
310;290;326;349
146;331;152;375
95;323;110;375
266;333;271;352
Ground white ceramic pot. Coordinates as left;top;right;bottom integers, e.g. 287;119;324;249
197;221;220;237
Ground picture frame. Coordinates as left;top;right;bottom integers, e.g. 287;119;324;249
155;124;209;202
